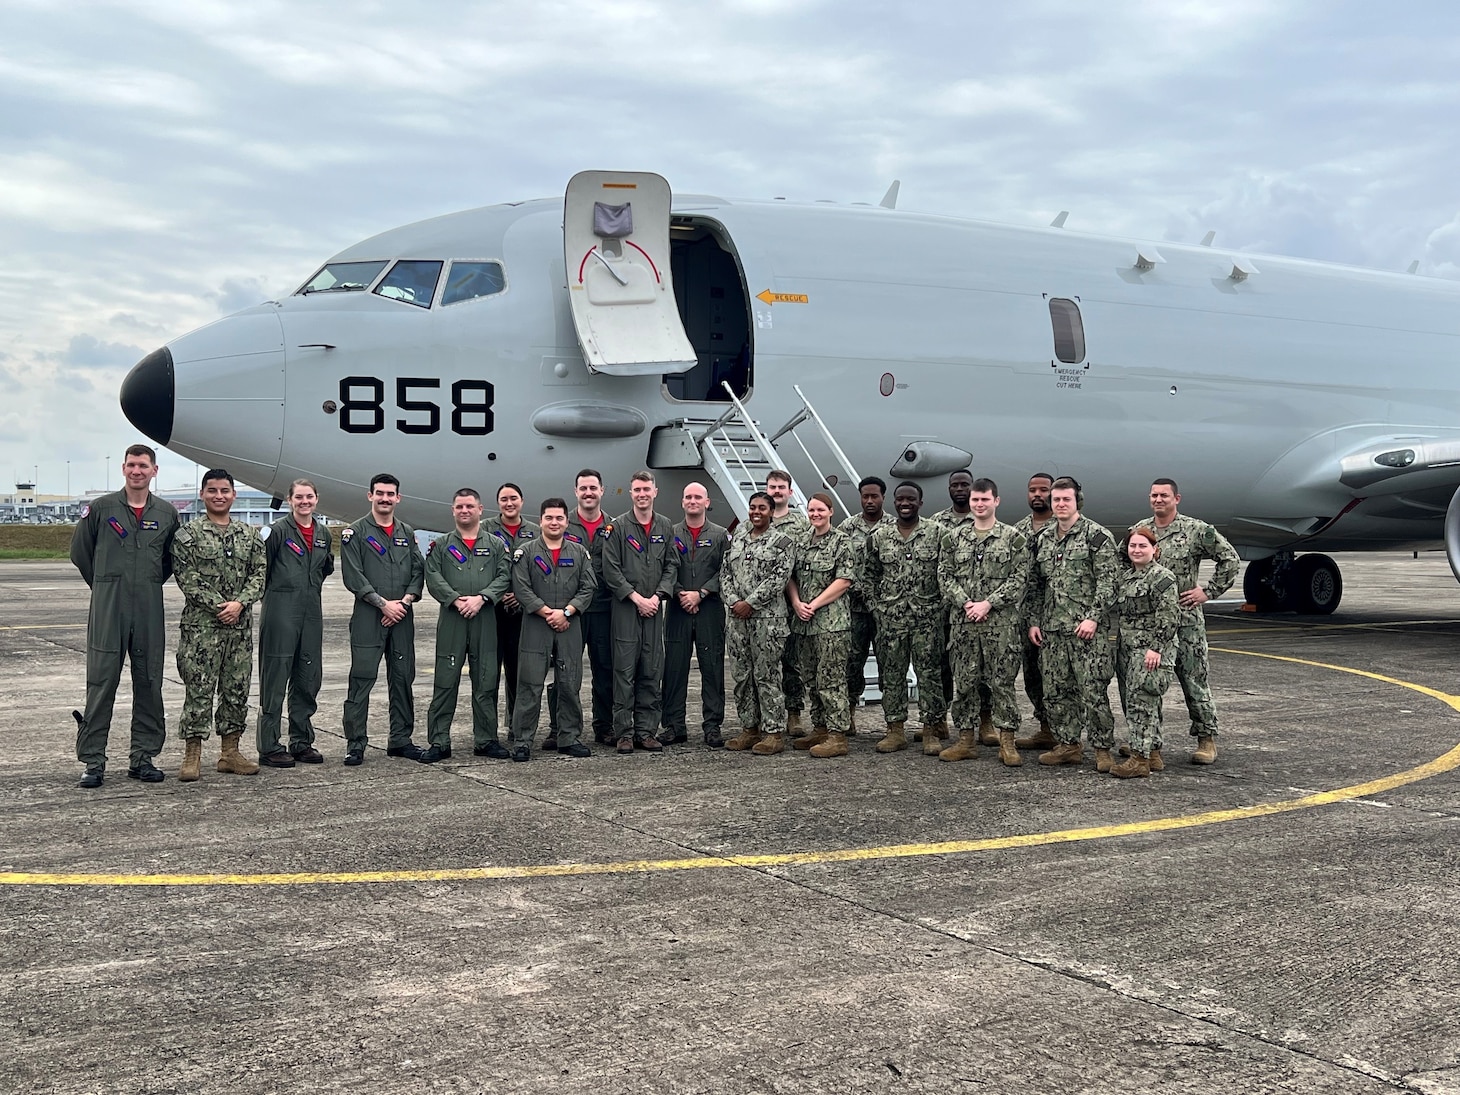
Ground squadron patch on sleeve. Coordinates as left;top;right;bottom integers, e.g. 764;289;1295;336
341;527;354;543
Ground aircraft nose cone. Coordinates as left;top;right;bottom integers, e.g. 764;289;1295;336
120;346;174;445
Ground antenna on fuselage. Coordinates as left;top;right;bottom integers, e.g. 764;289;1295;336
879;181;900;209
1050;211;1069;228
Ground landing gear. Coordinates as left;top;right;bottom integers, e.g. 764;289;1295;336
1243;552;1342;614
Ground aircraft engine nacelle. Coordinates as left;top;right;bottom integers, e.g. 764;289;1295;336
1446;486;1460;584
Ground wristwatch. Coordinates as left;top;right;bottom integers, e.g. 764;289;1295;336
564;605;575;618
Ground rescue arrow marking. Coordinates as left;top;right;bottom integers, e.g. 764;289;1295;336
756;290;809;305
3;648;1455;887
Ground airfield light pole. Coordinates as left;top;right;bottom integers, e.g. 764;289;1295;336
66;461;70;499
105;456;110;491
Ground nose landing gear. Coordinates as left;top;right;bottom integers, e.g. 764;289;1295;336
1243;551;1343;614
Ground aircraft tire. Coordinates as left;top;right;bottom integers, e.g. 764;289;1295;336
1242;556;1295;613
1291;553;1342;615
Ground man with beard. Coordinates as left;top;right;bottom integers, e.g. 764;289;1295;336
765;469;811;737
1014;472;1057;751
927;469;974;744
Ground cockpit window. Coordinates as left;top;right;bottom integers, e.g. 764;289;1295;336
298;261;389;295
441;261;507;306
373;260;443;308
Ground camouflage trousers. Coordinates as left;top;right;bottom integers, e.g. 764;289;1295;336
1175;611;1218;738
1115;643;1175;755
875;624;947;725
1039;630;1115;749
177;626;252;741
782;631;804;713
846;609;877;702
798;629;852;732
949;623;1021;733
728;614;790;734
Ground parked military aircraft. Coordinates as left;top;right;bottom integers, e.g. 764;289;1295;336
119;171;1460;614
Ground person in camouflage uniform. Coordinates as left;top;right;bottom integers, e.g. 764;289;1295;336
926;470;973;742
1027;477;1119;770
789;493;857;758
723;492;797;755
1147;478;1241;765
256;478;333;768
424;488;512;762
937;478;1029;765
172;469;267;782
70;443;179;788
864;481;948;753
1110;526;1180;778
838;476;894;714
765;469;812;735
1013;473;1056;750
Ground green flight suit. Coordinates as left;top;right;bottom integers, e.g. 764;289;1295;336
340;515;425;751
424;528;511;750
173;517;267;740
556;511;615;742
662;519;730;741
509;536;597;749
256;516;334;757
603;510;677;741
484;517;540;728
70;490;180;770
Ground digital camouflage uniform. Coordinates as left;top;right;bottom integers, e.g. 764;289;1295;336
723;527;796;735
340;515;425;752
839;511;896;703
772;509;812;715
509;536;596;749
929;507;974;709
425;528;511;751
1114;562;1180;755
256;515;333;757
1013;513;1054;724
662;519;730;742
484;516;540;727
172;518;267;741
865;519;947;725
71;491;180;770
791;526;857;733
1027;516;1118;749
1151;514;1240;739
938;521;1029;733
559;512;615;741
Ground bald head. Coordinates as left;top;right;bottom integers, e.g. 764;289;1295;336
682;482;710;523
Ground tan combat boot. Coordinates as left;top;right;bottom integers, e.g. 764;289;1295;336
1192;736;1217;765
1149;747;1165;772
809;732;849;758
724;728;764;751
1015;719;1055;750
1038;741;1084;766
217;732;260;775
1094;748;1114;773
978;711;998;746
179;738;203;782
751;732;785;756
1110;753;1151;778
794;727;830;751
786;711;806;739
922;720;949;756
875;722;908;753
998;731;1022;767
938;730;979;762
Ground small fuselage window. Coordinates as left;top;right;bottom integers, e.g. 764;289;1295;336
298;260;389;295
441;261;507;306
373;260;444;308
1048;298;1086;364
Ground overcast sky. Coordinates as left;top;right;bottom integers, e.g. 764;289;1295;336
2;0;1458;497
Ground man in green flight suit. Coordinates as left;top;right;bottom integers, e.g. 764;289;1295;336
340;472;427;765
256;478;334;768
71;443;180;788
423;487;512;762
171;468;268;782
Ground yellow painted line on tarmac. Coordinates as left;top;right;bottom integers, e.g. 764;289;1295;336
0;624;85;631
1208;619;1460;636
5;649;1458;888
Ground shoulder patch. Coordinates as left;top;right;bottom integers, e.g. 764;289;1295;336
175;525;195;546
341;527;354;543
79;504;90;519
513;547;525;562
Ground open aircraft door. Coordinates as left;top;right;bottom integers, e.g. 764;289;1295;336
564;171;696;376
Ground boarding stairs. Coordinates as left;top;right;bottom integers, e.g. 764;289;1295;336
689;383;861;524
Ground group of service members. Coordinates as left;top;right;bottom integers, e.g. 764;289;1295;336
69;446;1239;788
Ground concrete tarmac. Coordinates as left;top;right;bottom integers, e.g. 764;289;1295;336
2;553;1458;1094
